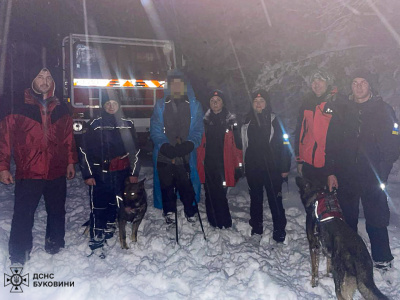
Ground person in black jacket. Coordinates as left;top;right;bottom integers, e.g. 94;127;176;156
241;90;291;242
79;90;141;252
326;69;400;271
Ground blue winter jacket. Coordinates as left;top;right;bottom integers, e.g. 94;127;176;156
150;73;204;209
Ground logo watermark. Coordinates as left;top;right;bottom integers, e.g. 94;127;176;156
4;266;29;293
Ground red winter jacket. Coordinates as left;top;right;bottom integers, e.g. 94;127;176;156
197;110;243;187
0;89;77;180
295;88;339;168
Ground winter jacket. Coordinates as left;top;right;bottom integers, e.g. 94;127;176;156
78;111;141;180
0;89;77;180
150;71;204;209
197;108;243;187
325;94;400;183
295;87;342;168
241;109;291;175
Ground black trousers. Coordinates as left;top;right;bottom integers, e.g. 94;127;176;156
90;169;128;238
337;175;393;262
246;168;286;234
9;176;66;263
204;162;232;229
157;162;197;217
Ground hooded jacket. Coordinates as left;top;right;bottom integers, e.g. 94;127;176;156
150;70;204;209
325;94;400;183
197;108;243;187
0;81;77;180
78;109;141;180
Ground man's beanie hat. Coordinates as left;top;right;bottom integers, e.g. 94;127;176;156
252;89;270;102
101;89;121;106
309;69;334;87
209;89;225;103
351;68;378;91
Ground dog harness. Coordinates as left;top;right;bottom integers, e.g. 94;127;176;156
314;191;343;223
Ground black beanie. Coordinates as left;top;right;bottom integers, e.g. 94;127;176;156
101;90;122;107
351;68;378;91
209;89;225;104
252;89;270;102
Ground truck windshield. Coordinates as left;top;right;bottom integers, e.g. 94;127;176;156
74;42;169;81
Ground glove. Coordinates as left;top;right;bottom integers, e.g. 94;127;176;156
159;143;177;159
234;167;244;181
175;141;194;157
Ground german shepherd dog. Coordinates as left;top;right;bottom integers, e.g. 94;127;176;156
296;176;388;300
118;178;147;249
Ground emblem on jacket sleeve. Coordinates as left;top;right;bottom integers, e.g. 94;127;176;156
392;122;399;135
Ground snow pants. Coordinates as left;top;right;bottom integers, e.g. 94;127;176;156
204;161;232;229
246;168;286;235
90;169;128;239
337;175;393;262
157;162;197;218
9;176;66;263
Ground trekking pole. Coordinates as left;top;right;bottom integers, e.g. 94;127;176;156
177;137;206;241
175;208;179;245
196;203;206;240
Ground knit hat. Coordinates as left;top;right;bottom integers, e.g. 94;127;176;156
351;68;378;91
101;89;121;107
252;89;270;102
209;89;225;104
309;69;334;87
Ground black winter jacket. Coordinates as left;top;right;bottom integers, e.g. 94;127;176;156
325;95;399;183
79;111;141;180
241;109;291;176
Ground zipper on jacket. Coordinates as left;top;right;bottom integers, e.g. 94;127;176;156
311;142;317;165
300;118;307;144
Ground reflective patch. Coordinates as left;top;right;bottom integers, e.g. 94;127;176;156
393;123;399;135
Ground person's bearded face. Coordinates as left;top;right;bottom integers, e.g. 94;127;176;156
33;70;53;95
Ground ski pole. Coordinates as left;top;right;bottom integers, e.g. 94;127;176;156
196;203;206;240
175;208;179;245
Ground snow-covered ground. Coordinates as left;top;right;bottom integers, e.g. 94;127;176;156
1;156;399;300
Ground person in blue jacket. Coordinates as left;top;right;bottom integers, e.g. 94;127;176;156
150;70;204;226
79;90;141;252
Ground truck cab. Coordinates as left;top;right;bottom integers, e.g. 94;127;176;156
62;34;176;147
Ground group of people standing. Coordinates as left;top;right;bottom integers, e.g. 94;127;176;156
0;66;398;273
150;69;291;244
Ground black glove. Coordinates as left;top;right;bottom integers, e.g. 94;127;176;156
159;143;177;159
175;141;194;157
234;167;244;181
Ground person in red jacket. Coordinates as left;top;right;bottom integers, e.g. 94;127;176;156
295;69;343;188
0;68;77;265
197;90;243;228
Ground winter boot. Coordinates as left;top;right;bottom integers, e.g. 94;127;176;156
104;222;117;240
272;229;286;243
89;234;105;251
164;212;176;225
45;238;64;255
186;214;197;224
